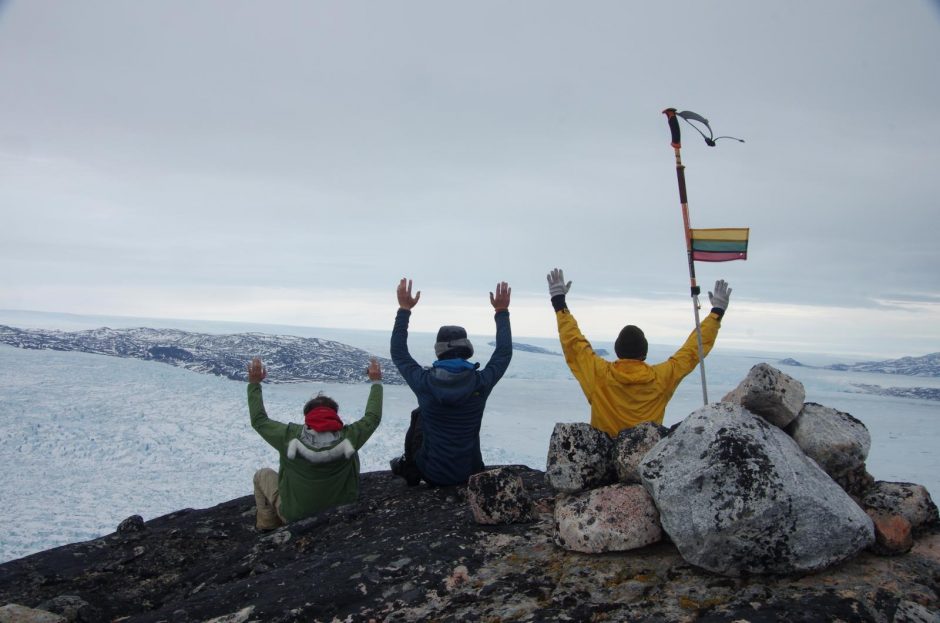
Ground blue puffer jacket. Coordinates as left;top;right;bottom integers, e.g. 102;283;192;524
390;308;512;485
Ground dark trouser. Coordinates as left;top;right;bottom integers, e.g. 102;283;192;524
404;407;423;464
392;408;425;485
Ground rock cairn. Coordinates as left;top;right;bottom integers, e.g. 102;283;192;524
468;363;938;576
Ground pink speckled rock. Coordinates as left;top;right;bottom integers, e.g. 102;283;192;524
554;484;662;553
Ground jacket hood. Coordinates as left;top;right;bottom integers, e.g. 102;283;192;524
609;359;657;385
427;364;480;405
286;427;355;464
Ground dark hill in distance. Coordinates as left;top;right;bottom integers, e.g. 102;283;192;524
488;341;561;356
778;352;940;401
779;352;940;378
0;324;403;385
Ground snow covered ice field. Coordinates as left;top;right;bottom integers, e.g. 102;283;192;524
1;316;938;564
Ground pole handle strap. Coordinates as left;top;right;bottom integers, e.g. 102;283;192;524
663;108;681;148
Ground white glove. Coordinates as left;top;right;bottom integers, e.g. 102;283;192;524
546;268;572;298
708;279;732;310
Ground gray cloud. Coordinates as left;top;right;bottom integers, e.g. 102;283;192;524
1;1;938;352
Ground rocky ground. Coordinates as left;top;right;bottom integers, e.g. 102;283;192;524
1;467;938;622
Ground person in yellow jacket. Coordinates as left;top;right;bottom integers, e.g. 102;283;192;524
546;268;732;437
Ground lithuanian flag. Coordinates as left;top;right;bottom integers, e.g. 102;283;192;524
690;227;749;262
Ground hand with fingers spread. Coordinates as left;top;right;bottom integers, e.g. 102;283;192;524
708;279;732;311
397;278;421;310
546;268;572;298
490;281;511;311
247;357;267;384
367;357;382;382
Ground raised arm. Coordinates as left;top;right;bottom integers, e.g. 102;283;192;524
548;268;603;394
397;277;421;310
489;281;510;312
390;278;426;390
246;358;289;449
667;279;731;380
481;281;512;387
344;358;384;450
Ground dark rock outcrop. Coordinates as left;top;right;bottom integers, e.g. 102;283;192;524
1;468;939;622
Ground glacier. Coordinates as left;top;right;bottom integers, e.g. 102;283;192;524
0;316;938;564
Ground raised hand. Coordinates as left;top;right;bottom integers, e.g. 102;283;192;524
708;279;732;310
546;268;572;297
397;278;421;310
490;281;511;311
247;357;267;384
367;357;382;382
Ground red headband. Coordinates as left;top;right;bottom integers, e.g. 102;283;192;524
304;406;343;432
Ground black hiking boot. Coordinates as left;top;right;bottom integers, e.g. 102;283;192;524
390;455;422;487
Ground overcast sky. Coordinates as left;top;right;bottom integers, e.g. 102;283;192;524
1;1;938;359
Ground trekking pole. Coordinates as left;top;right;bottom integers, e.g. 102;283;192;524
663;107;710;405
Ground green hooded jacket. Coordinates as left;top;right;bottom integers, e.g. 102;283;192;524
248;382;382;522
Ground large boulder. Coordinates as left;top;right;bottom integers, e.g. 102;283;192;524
786;402;873;495
545;422;615;493
721;363;805;428
861;481;939;533
553;484;662;553
613;422;668;484
467;467;533;525
639;402;874;576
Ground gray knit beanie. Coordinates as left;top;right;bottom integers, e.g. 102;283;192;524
434;325;474;360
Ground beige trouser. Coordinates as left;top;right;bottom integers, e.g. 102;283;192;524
253;467;286;530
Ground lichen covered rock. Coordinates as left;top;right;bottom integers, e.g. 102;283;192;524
545;422;615;493
467;467;533;525
613;422;668;484
722;363;805;428
640;402;874;576
554;484;661;553
787;402;873;495
862;481;939;533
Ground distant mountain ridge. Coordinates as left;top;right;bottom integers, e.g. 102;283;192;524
778;352;940;401
488;341;561;356
0;325;403;385
826;352;940;377
779;352;940;378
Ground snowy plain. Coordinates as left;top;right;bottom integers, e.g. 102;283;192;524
1;311;938;564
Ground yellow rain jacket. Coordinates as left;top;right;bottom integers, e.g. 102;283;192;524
557;308;721;436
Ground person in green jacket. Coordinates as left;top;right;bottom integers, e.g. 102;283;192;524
247;356;383;530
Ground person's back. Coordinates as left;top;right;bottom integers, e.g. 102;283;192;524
247;357;383;528
390;278;512;486
547;268;731;436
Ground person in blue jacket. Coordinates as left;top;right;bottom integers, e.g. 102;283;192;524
389;277;512;486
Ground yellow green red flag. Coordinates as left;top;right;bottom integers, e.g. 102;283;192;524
690;227;749;262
